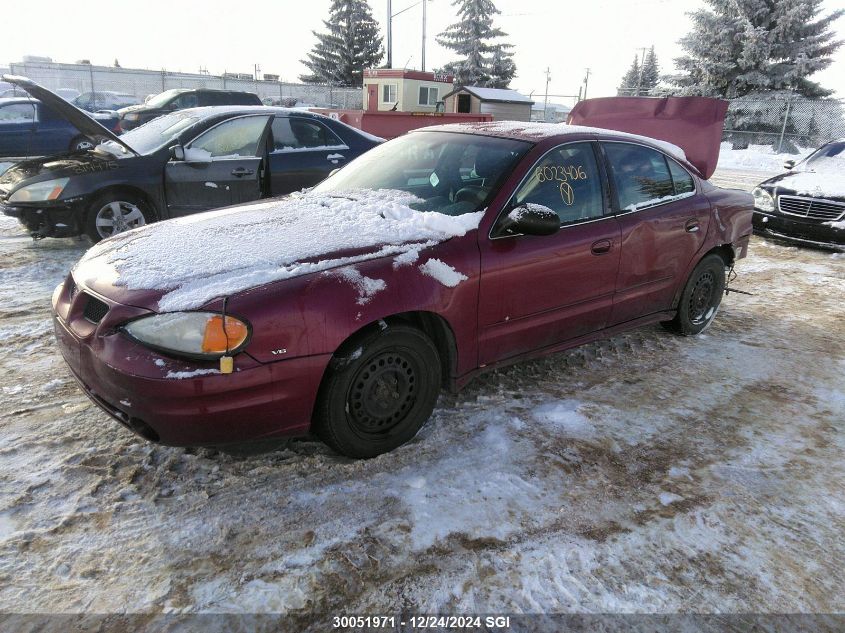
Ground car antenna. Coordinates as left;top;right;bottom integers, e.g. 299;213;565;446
219;296;234;374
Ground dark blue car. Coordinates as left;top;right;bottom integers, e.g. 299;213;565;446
0;96;119;160
1;76;382;241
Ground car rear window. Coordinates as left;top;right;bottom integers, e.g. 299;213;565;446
603;143;677;210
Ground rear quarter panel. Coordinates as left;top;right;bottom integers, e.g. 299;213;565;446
704;185;754;258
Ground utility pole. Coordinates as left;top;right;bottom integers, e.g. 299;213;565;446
583;68;591;100
421;0;427;72
387;0;393;68
543;67;551;121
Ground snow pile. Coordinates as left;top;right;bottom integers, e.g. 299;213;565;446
531;400;595;439
335;267;386;304
507;203;556;222
73;190;483;311
716;142;813;172
418;258;468;288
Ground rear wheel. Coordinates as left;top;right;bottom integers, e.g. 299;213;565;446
662;254;726;336
85;193;154;242
314;325;441;459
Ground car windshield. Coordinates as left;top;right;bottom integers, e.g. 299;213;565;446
110;110;203;155
311;131;531;216
145;89;188;109
801;141;845;173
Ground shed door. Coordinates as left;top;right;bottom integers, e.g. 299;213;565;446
457;93;471;113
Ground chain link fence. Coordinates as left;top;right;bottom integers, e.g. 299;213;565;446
723;95;845;154
5;61;363;109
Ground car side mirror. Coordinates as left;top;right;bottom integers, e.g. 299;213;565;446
170;145;185;161
783;159;796;170
502;204;560;236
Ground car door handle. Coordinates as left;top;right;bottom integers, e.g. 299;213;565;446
231;167;255;177
591;239;613;255
327;153;346;163
685;219;700;233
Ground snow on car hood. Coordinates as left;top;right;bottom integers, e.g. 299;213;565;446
774;170;845;199
73;190;483;312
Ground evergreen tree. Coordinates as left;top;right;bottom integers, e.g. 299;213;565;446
437;0;516;88
671;0;843;98
300;0;384;87
640;46;660;94
486;45;517;88
617;55;641;96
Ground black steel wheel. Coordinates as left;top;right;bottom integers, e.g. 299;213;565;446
314;325;441;458
662;254;726;336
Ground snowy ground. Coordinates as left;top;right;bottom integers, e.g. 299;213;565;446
0;169;843;625
716;142;814;173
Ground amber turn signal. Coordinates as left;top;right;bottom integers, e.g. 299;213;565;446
201;315;249;354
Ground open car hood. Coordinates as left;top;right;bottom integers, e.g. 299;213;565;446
1;75;138;156
567;96;728;180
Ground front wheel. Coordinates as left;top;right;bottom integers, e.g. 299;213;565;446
69;136;95;152
314;325;442;459
662;254;726;336
85;193;154;242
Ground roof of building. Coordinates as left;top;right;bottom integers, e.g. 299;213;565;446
443;86;535;105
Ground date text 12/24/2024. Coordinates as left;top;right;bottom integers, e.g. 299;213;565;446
333;615;512;629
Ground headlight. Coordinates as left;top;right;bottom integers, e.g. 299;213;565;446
123;312;250;359
8;178;70;203
752;187;775;212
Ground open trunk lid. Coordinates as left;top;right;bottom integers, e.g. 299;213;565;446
1;74;138;156
567;96;728;180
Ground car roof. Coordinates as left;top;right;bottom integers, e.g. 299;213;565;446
0;96;37;105
176;105;334;121
416;120;691;166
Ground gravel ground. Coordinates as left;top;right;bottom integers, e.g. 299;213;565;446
0;169;842;625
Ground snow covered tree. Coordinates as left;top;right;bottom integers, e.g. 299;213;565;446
617;47;659;96
487;45;517;88
300;0;384;88
640;47;660;94
437;0;516;88
670;0;844;98
617;56;641;96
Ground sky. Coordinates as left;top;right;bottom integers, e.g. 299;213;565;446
2;0;844;102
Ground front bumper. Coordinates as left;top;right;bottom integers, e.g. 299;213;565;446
52;277;331;446
1;197;86;238
752;210;844;251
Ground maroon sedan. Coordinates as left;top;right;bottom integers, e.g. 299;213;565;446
52;101;753;458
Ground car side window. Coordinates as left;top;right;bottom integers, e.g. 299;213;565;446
271;117;343;151
667;158;695;194
603;143;677;210
172;93;199;109
188;115;270;158
512;142;605;225
0;103;36;123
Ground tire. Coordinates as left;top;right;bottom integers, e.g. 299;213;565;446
85;192;154;243
662;254;726;336
70;136;95;152
314;325;442;459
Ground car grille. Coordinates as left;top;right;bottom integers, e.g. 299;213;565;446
82;294;110;323
778;195;845;222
